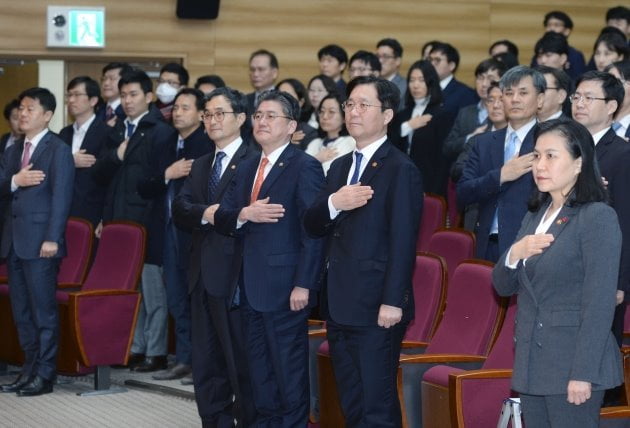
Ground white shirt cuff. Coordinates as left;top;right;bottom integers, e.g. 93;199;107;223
400;122;412;138
328;194;340;220
505;247;519;269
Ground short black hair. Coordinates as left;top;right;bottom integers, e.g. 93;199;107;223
606;60;630;81
19;87;56;113
194;74;226;90
249;49;279;69
160;62;189;86
544;11;574;30
529;119;607;211
118;68;153;94
256;89;300;121
536;65;573;115
475;58;507;78
206;86;249;116
405;60;443;109
349;50;382;73
576;70;625;116
308;74;339;97
102;62;132;76
317;44;348;65
377;38;403;58
421;40;441;57
346;76;399;113
489;40;520;60
3;99;19;120
606;6;630;23
430;42;461;72
593;32;629;59
493;52;520;70
535;31;569;56
67;75;101;99
174;87;205;111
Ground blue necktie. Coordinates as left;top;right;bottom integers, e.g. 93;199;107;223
349;152;363;185
208;151;226;203
504;131;519;162
176;137;185;159
126;122;135;139
612;122;622;132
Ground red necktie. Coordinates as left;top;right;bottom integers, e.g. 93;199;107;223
250;157;269;203
21;141;32;168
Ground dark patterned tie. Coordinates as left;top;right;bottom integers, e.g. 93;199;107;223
126;122;135;139
208;151;226;203
349;152;363;185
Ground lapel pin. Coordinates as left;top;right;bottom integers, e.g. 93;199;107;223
279;162;284;167
231;164;236;170
372;162;378;167
556;216;569;225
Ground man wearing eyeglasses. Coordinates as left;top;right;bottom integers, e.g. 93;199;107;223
139;88;213;383
58;76;110;228
348;50;381;80
173;87;258;426
376;38;406;111
304;76;423;427
572;72;630;393
97;62;132;127
212;90;325;426
155;63;189;123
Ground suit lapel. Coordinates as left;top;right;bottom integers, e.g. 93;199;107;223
595;128;615;163
519;125;536;155
258;144;295;199
491;129;506;167
215;143;249;203
28;132;52;165
358;141;390;186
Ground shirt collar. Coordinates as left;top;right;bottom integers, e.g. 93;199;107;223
507;117;537;143
74;114;96;133
262;141;290;166
439;75;453;90
125;110;149;127
593;127;611;146
356;135;387;162
618;113;630;129
25;128;49;150
218;137;243;160
108;98;121;110
543;110;563;122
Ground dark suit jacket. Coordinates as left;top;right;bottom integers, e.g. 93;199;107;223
443;103;488;159
58;118;111;227
304;141;423;326
391;104;454;197
214;144;325;312
595;127;630;296
493;202;622;395
530;45;586;81
173;141;260;296
457;126;536;258
140;124;214;268
92;106;177;264
0;133;12;154
442;78;478;116
0;132;75;259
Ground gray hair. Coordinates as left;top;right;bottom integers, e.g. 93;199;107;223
256;89;300;121
499;65;546;94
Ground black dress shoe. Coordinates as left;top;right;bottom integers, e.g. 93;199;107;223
127;353;146;369
16;375;53;397
152;363;192;380
132;355;168;373
1;374;32;393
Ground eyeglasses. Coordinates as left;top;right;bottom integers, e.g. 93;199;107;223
569;94;608;104
341;101;383;113
65;92;88;100
157;78;180;87
202;111;235;122
252;112;293;122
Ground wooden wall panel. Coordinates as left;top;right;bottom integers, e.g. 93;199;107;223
0;0;622;96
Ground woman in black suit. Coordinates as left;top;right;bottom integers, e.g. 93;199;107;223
392;60;454;196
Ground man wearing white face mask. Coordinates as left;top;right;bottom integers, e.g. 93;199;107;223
156;63;189;123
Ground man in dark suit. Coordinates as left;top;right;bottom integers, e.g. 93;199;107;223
92;69;177;372
376;38;407;110
458;66;545;262
443;58;506;160
96;62;132;127
144;88;213;382
245;50;279;114
1;99;22;154
607;61;630;140
429;42;479;115
213;90;325;426
173;87;259;427
58;76;110;228
304;76;423;427
0;87;74;396
572;71;630;352
535;66;572;123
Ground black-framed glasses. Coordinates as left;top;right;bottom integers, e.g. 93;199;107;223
252;112;293;122
202;111;235;122
341;101;383;113
569;94;608;104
